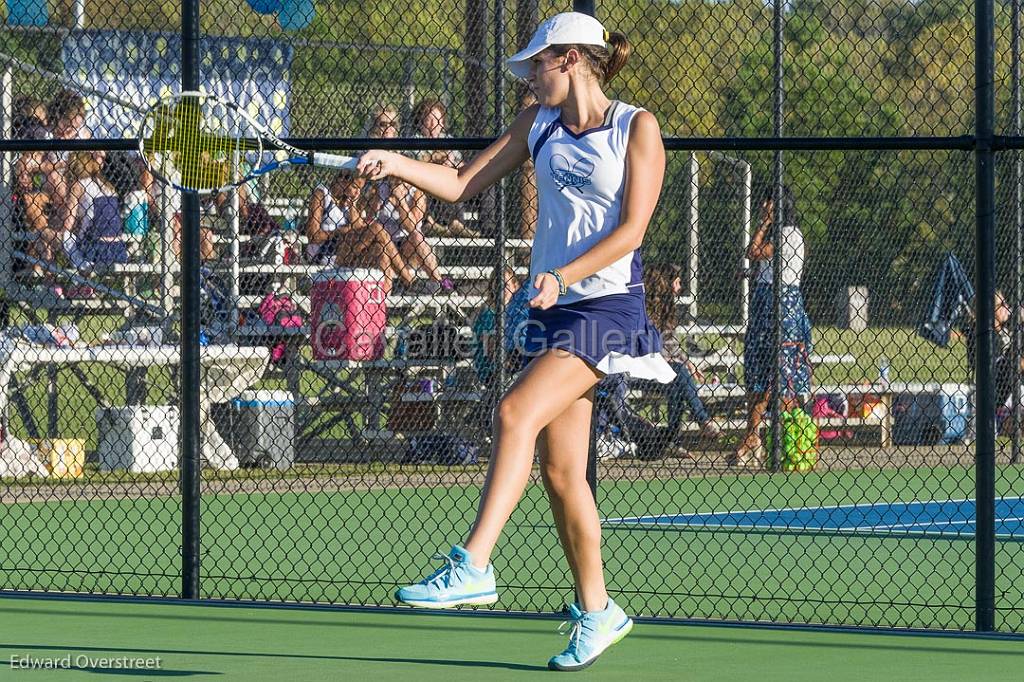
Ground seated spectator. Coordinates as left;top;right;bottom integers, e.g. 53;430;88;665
46;90;92;218
470;266;530;429
60;151;128;271
309;172;416;291
305;170;363;264
366;104;453;294
10;97;53;276
233;180;282;238
12;95;48;137
167;163;267;263
412;96;478;238
104;152;153;257
473;265;530;385
156;194;217;263
645;263;721;452
592;263;721;460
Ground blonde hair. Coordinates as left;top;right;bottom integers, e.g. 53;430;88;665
364;103;400;138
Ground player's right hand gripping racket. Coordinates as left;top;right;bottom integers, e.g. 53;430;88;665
138;90;357;195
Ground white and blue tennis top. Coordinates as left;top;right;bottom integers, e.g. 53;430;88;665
528;100;644;305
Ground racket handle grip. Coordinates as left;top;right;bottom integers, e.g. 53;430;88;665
311;152;358;170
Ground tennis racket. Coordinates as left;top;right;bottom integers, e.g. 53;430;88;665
138;90;357;195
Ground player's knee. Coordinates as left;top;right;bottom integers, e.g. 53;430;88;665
494;394;537;437
539;460;575;495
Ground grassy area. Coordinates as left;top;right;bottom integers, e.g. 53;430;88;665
0;323;969;455
811;326;967;386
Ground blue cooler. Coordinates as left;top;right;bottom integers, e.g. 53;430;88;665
215;390;295;469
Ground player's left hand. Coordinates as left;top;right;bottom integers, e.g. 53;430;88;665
529;273;560;310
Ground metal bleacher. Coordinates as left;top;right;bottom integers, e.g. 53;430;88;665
4;190;855;459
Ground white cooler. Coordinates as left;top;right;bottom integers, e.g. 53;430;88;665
95;406;180;473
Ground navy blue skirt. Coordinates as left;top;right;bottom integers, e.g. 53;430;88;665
522;292;675;382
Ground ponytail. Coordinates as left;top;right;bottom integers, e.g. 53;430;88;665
603;31;631;83
557;31;633;85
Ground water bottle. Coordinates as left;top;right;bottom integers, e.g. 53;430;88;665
878;356;890;386
122;190;149;237
396;326;410;359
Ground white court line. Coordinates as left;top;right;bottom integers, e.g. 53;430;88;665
842;516;1024;532
602;496;1024;527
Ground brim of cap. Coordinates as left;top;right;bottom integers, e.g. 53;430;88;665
506;43;548;78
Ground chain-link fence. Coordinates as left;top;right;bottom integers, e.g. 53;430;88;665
0;0;1021;632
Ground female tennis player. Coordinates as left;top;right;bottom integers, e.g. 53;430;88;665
358;12;674;671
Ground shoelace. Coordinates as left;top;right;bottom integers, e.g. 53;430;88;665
420;552;458;589
557;614;586;653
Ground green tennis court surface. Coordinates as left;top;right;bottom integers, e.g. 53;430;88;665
6;463;1024;630
0;597;1020;681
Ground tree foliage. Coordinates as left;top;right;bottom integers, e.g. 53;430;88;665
2;0;1012;323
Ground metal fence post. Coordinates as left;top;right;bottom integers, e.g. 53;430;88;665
0;66;12;329
494;0;508;394
576;0;598;510
768;0;785;473
1012;0;1022;466
180;0;202;602
975;0;997;633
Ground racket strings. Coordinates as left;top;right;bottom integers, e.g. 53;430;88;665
141;94;262;192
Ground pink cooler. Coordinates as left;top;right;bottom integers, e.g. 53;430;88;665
310;268;387;360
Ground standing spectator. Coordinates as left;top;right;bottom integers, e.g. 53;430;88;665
412;96;479;238
961;291;1021;411
733;184;813;467
366;104;453;293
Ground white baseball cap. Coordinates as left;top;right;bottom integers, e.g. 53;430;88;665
507;12;608;79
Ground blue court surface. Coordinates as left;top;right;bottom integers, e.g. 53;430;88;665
604;497;1024;541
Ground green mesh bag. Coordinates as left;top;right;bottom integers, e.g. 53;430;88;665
764;408;819;472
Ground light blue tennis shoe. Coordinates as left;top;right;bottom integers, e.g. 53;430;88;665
395;545;498;609
548;598;633;671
